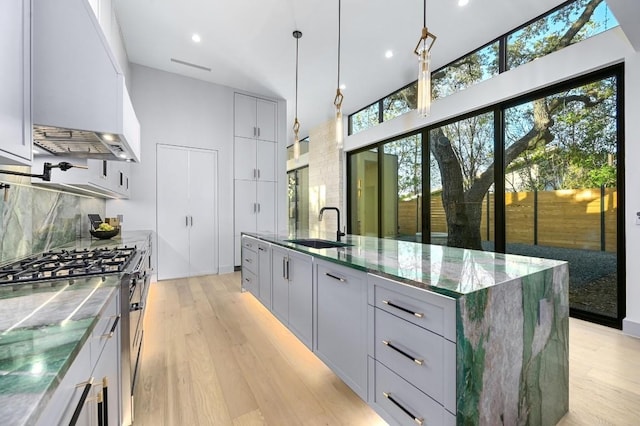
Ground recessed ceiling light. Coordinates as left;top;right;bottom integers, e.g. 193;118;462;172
340;84;346;90
385;50;393;59
192;33;201;43
458;0;469;6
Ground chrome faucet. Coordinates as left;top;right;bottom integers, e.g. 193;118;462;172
319;207;346;242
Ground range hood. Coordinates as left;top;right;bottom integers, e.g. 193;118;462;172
32;0;141;162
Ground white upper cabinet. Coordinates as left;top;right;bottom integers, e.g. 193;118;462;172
0;0;31;165
234;93;277;142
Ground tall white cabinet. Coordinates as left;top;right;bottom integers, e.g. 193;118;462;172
157;145;218;280
0;0;31;165
234;93;278;266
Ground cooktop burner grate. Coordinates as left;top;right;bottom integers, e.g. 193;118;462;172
0;246;137;285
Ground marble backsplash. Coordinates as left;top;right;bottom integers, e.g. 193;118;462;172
0;170;105;263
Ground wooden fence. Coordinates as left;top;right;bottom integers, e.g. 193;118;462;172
397;187;617;252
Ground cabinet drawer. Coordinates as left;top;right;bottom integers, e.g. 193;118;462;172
242;235;258;251
373;360;455;426
242;246;258;273
90;290;120;365
369;274;455;340
375;308;455;411
242;268;258;296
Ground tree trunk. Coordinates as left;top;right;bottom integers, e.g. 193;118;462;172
431;129;484;249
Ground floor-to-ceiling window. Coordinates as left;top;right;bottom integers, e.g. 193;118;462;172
347;67;623;328
504;72;621;324
287;167;309;234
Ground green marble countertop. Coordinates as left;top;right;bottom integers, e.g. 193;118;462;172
0;276;120;426
244;232;566;298
0;230;152;425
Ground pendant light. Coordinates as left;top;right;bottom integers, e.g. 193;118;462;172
334;0;344;150
293;30;302;161
414;0;436;117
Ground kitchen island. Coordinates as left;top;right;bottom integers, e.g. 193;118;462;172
0;230;153;426
241;232;569;426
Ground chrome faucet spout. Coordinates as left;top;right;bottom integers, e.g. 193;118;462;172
318;207;346;242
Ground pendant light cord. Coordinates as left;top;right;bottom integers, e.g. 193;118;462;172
423;0;426;28
295;36;299;118
337;0;341;88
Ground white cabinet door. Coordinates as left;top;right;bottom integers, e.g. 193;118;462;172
287;250;313;349
234;137;257;181
157;146;191;280
257;242;272;309
234;180;257;235
256;181;276;233
158;145;218;280
271;246;289;323
188;149;218;276
256;141;276;182
234;93;257;139
316;261;368;400
92;319;121;426
256;99;276;142
0;0;31;164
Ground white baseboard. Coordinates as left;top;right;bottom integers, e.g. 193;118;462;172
623;318;640;338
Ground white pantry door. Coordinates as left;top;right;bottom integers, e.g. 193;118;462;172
157;144;218;280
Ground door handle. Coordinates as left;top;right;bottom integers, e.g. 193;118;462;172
257;127;261;137
253;203;257;213
285;258;290;280
257;203;261;213
253;168;257;179
282;257;286;279
190;216;193;226
253;126;257;137
185;216;189;226
257;169;261;179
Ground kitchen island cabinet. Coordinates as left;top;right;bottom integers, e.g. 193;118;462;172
315;259;368;401
271;244;313;349
241;232;569;426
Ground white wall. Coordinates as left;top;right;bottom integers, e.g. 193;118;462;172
108;64;287;274
108;65;235;272
344;28;640;337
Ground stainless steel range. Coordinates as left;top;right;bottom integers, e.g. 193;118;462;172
0;245;151;426
0;246;136;283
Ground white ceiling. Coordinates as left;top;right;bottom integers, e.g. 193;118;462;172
114;0;576;144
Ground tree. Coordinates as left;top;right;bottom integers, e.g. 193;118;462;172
429;0;613;249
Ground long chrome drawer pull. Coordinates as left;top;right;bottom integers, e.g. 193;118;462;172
70;377;94;426
382;340;424;365
325;272;345;282
382;300;424;318
103;315;121;338
382;392;424;425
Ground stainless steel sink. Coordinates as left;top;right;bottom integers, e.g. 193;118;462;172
286;238;352;249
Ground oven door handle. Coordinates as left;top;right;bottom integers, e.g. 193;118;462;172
131;252;148;276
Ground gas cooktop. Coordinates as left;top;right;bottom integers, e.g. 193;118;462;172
0;246;137;286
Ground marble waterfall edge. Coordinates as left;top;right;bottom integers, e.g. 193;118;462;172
456;263;569;425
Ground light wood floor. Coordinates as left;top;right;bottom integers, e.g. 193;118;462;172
133;273;640;426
